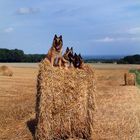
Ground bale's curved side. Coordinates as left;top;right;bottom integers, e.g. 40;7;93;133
0;65;13;76
35;59;96;140
124;73;136;86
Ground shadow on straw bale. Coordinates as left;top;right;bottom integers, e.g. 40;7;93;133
27;118;37;139
35;58;96;140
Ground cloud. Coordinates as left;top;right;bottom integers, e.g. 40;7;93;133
16;7;39;15
4;27;14;33
131;37;140;41
128;27;140;34
53;7;81;17
92;36;140;43
93;37;115;42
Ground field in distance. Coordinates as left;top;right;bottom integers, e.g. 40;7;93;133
0;63;140;139
0;62;140;69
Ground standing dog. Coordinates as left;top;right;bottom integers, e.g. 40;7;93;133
47;34;63;67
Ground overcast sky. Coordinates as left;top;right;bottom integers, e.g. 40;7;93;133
0;0;140;55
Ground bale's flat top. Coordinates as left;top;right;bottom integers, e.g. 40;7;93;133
39;58;95;75
0;65;10;71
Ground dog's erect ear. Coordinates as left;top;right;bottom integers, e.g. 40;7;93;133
74;53;77;57
70;47;73;52
59;35;62;40
70;47;73;54
54;34;57;38
79;54;82;59
66;47;69;52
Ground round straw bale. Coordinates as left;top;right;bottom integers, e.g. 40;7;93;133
35;59;96;140
124;72;136;86
0;65;13;76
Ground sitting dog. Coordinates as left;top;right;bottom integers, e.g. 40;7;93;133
67;47;75;67
58;47;74;68
73;53;84;69
46;34;63;67
62;48;84;69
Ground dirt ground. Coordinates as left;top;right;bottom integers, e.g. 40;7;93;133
0;64;140;140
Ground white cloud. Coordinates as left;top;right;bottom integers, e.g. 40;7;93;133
4;27;14;33
93;37;115;42
131;37;140;41
17;7;39;15
92;36;140;43
128;27;140;34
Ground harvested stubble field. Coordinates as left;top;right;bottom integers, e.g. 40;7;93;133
0;64;140;140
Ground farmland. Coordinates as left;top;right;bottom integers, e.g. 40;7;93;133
0;63;140;139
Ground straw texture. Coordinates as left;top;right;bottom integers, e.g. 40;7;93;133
0;65;13;76
124;73;136;86
35;59;96;140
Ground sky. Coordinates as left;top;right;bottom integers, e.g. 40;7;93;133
0;0;140;56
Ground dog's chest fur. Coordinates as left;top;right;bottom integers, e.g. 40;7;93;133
47;46;62;60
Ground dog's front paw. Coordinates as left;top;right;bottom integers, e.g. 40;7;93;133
64;66;68;70
51;64;54;67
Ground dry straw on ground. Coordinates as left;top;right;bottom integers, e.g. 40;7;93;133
35;59;96;140
124;72;136;86
0;65;13;76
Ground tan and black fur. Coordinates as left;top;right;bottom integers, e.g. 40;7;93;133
60;48;84;69
47;34;63;67
61;47;73;67
73;53;84;69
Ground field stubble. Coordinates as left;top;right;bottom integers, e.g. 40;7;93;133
0;64;140;139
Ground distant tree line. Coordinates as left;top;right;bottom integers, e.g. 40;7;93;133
84;59;118;64
0;48;46;62
0;48;140;64
85;55;140;64
117;55;140;64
